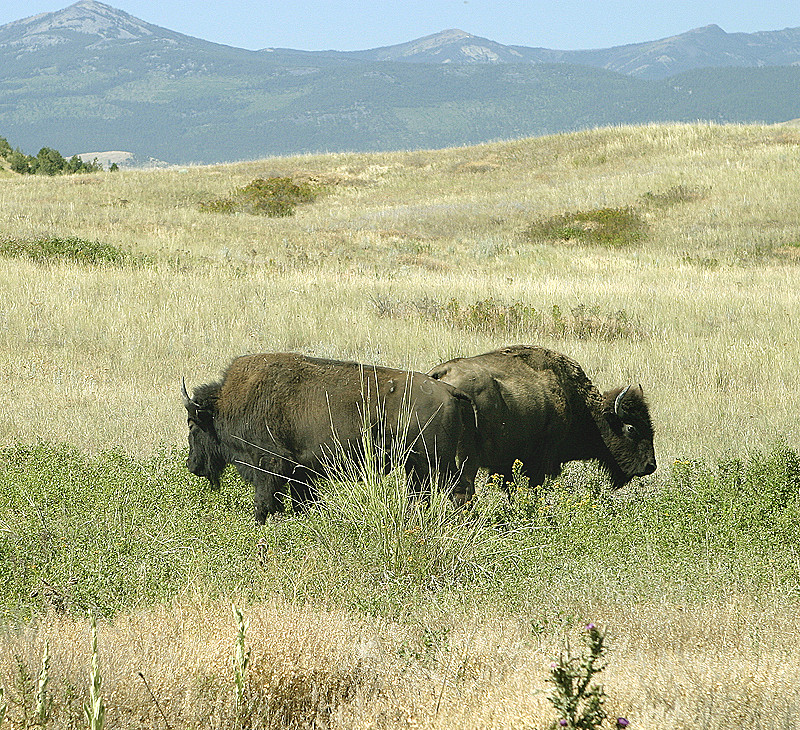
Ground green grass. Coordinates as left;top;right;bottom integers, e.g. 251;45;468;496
525;206;648;247
0;237;147;267
0;444;255;621
2;440;798;623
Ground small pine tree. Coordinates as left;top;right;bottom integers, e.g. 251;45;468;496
9;149;32;174
33;147;67;175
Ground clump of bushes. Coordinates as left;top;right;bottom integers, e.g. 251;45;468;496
0;237;146;267
526;206;647;248
0;136;102;175
443;297;539;335
372;295;642;341
526;185;705;248
200;177;323;217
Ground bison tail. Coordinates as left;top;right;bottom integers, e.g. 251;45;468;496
453;389;479;430
452;390;483;459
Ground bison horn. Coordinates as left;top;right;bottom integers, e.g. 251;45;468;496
181;377;199;410
614;385;631;416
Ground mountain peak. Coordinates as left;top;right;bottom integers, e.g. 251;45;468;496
349;27;524;63
423;29;475;43
1;0;161;51
689;23;726;35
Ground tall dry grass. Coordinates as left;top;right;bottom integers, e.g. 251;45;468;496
5;254;800;461
2;596;798;729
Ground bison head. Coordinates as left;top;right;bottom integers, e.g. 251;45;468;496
181;378;227;489
602;384;656;487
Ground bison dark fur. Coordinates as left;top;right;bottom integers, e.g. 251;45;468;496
428;345;656;489
182;353;478;522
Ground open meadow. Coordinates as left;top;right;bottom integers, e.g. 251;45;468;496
1;122;800;728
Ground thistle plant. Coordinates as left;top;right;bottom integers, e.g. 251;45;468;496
84;611;106;730
548;623;610;730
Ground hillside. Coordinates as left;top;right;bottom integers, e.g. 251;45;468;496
2;124;800;730
1;120;800;460
2;2;800;164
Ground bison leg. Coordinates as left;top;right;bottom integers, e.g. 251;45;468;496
451;458;479;506
404;457;431;500
287;466;318;513
235;457;290;523
252;461;318;521
253;475;284;523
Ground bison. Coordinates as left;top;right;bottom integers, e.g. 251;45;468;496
181;353;478;522
428;345;656;489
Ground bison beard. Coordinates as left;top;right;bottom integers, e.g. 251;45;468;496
182;353;478;523
428;345;656;489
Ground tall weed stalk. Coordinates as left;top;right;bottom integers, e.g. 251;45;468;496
84;612;105;730
36;639;51;726
233;603;251;724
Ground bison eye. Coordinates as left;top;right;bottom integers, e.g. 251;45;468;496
623;423;639;439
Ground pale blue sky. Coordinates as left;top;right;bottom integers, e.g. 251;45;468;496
2;0;799;52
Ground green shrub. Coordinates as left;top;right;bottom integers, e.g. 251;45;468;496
548;623;610;730
526;206;647;247
639;184;705;208
200;177;323;217
198;197;236;214
0;237;147;267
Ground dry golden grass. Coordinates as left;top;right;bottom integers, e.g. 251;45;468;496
2;596;798;729
3;125;800;463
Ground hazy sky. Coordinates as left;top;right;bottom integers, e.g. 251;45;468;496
2;0;799;52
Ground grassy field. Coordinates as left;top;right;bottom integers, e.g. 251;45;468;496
1;122;800;728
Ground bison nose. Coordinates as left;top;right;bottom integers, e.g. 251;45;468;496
643;460;657;475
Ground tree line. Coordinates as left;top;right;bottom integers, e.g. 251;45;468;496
0;136;107;175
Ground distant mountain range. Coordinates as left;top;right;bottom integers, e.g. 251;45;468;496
2;0;800;165
334;24;800;79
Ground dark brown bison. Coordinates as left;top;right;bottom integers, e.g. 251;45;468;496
181;353;478;522
428;345;656;489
